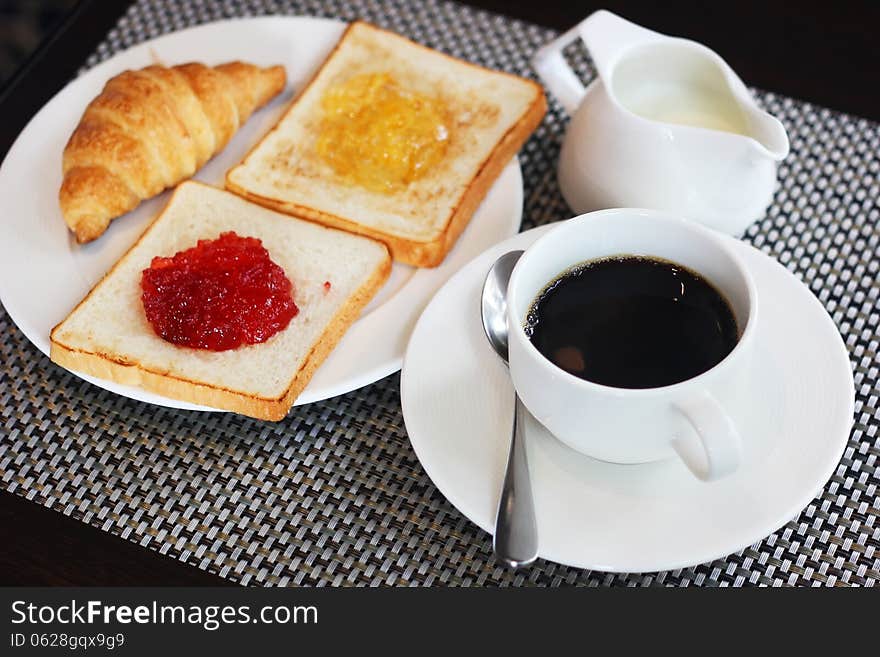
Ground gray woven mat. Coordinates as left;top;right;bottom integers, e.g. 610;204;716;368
2;0;878;586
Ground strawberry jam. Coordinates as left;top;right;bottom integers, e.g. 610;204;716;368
141;232;298;351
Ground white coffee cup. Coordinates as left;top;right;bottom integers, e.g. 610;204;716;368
506;208;758;481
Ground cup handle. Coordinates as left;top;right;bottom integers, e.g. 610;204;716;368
671;392;742;481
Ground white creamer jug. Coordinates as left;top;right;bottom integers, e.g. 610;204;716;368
533;10;790;235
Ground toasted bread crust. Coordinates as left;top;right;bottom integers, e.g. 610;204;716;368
225;21;547;268
50;180;392;421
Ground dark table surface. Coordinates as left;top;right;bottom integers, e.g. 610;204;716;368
1;0;878;586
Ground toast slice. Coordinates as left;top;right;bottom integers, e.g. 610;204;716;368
226;21;546;267
50;181;391;420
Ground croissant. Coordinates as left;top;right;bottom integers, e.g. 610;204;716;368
60;61;286;243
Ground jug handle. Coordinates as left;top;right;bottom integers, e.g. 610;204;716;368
532;10;664;116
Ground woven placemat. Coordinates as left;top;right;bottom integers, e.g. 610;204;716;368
2;0;878;586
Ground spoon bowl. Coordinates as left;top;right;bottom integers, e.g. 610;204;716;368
480;250;521;363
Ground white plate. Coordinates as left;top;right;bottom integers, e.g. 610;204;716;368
401;225;855;572
0;17;523;411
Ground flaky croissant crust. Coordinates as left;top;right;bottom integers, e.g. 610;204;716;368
60;61;286;243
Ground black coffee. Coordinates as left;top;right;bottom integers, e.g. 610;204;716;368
525;256;738;388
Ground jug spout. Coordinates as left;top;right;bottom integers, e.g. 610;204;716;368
745;107;790;161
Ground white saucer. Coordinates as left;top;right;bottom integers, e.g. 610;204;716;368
401;224;854;572
0;17;522;411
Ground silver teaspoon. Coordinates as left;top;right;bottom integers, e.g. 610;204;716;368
480;249;538;568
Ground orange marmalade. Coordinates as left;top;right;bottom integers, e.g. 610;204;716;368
315;73;450;193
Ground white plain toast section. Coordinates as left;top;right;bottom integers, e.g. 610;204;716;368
51;181;390;400
227;22;541;242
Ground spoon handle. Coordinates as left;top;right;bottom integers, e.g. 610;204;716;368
493;394;539;568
